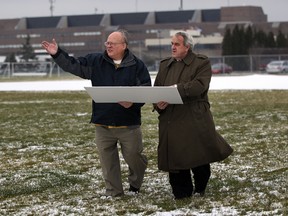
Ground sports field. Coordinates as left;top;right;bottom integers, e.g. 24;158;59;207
0;89;287;215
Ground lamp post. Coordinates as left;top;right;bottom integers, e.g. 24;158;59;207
49;0;56;17
179;0;183;10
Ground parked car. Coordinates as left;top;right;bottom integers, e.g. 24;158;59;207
211;63;233;74
265;60;288;73
258;63;267;71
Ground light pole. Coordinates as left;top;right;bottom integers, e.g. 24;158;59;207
49;0;56;17
179;0;183;10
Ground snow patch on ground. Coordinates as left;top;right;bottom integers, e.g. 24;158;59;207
0;74;288;91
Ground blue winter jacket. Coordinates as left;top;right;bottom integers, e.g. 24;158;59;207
52;48;151;126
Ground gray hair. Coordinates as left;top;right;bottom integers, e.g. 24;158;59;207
115;29;129;45
175;31;194;50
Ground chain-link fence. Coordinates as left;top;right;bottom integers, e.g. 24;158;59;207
210;54;288;72
0;62;61;78
1;54;288;78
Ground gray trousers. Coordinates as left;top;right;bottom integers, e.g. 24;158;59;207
95;125;147;196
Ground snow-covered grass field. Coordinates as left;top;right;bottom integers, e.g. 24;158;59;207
0;75;287;215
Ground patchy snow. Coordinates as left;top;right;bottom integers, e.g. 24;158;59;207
209;74;288;90
0;74;288;91
0;74;287;215
0;80;92;91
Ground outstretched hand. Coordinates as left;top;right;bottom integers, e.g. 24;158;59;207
41;39;58;55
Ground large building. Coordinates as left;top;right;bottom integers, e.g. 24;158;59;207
0;5;287;67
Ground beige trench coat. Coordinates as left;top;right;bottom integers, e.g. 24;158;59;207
154;51;233;171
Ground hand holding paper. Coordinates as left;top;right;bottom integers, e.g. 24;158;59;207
84;86;183;104
118;101;133;108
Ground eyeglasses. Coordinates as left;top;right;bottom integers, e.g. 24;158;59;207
104;41;124;47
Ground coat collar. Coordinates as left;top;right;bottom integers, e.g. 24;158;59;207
103;49;135;66
167;50;195;67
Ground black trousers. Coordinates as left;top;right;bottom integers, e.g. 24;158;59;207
169;164;211;199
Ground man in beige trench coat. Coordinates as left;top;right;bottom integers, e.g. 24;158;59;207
154;31;233;199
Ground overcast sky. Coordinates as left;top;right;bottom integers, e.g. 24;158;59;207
0;0;287;22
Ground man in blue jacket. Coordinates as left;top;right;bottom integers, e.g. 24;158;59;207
42;30;151;197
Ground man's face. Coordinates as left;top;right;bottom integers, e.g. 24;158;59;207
105;32;127;60
171;35;190;60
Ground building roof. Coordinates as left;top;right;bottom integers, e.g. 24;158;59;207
26;17;61;29
111;12;148;25
155;10;195;23
67;14;103;27
202;9;221;22
0;6;269;30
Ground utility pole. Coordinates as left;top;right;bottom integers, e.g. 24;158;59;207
49;0;56;16
179;0;183;10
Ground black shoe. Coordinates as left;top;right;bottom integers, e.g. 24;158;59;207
129;185;140;194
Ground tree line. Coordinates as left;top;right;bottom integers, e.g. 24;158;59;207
4;35;36;63
222;24;288;55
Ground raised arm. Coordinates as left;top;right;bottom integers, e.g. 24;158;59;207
41;39;93;79
41;39;58;55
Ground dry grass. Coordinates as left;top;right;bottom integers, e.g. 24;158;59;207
0;90;287;215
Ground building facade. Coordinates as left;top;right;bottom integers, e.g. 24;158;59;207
0;6;287;68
